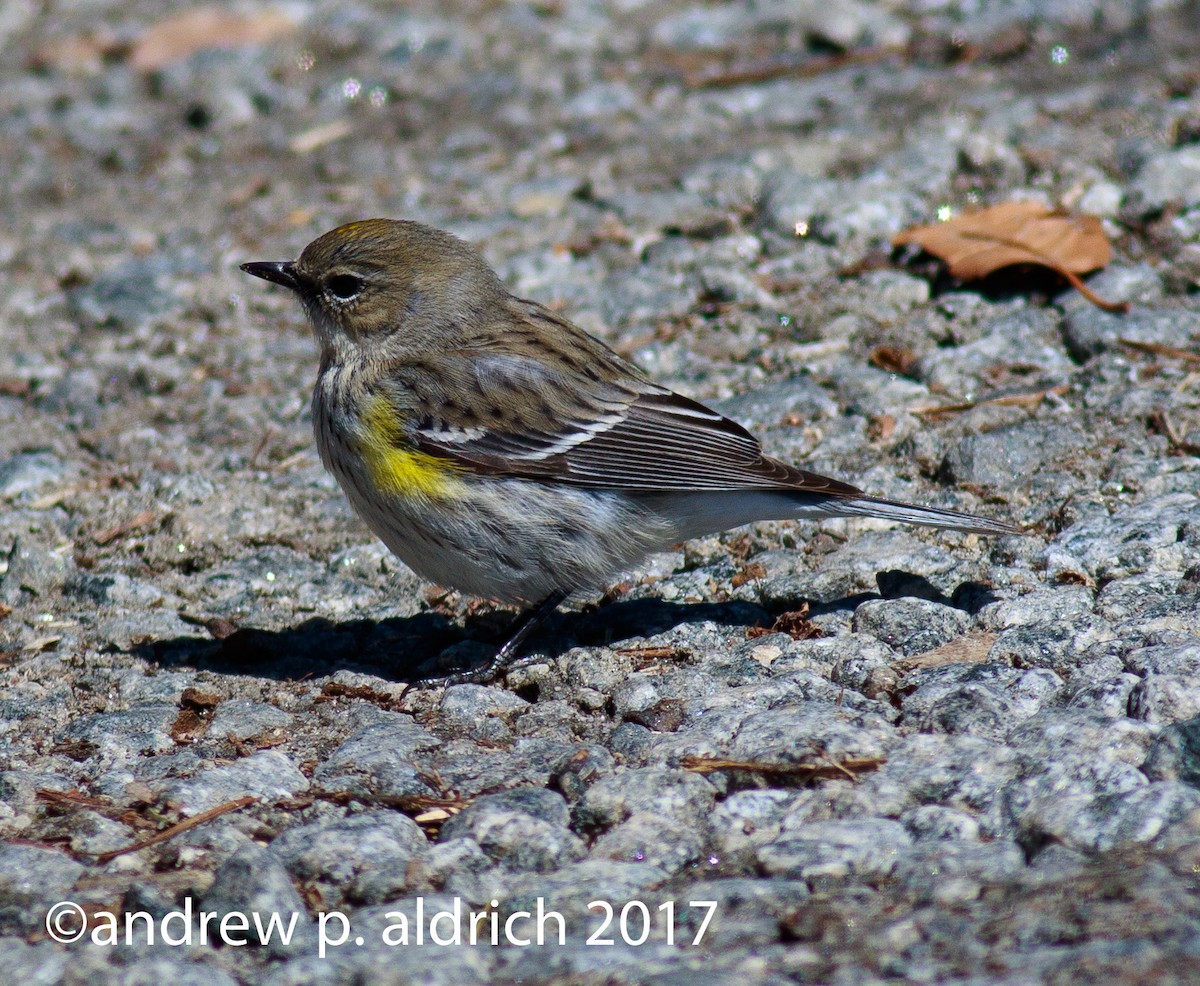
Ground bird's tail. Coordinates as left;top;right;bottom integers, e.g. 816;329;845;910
657;489;1019;541
830;494;1019;537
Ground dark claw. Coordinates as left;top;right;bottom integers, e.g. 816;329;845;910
399;590;568;703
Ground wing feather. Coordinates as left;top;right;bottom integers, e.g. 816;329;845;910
402;351;861;496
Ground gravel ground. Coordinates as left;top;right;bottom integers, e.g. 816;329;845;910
3;0;1200;983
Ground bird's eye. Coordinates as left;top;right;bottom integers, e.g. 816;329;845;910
326;273;364;302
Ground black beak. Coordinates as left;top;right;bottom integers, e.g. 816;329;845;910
240;260;302;291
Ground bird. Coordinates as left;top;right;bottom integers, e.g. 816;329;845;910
241;218;1016;683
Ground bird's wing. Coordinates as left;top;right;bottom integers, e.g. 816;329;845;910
400;351;862;496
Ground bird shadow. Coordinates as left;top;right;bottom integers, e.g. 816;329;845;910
133;571;1000;685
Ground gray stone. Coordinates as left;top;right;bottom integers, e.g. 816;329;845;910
590;812;705;874
0;939;71;986
1143;717;1200;786
0;845;84;934
438;684;528;733
1096;573;1194;622
575;768;717;832
903;663;1063;740
485;859;670;922
207;698;291;741
916;310;1073;394
271;809;427;905
77;953;243;986
0;769;77;811
758;818;913;881
0;452;73;500
440;789;584;873
158;750;309;814
1;536;76;605
1130;144;1200;210
986;616;1117;676
1124;642;1200;677
977;585;1096;629
900;804;983;842
902;840;1026;906
938;422;1059;488
419;838;494;892
1045;494;1198;582
1020;782;1200;854
852;596;972;656
61;704;177;760
1067;673;1141;718
264;897;492;984
68;252;202;330
552;744;616;803
1130;674;1200;725
1061;308;1200;363
313;720;442;800
708;789;798;858
677;878;809;950
64;572;167;608
200;843;313;958
1006;708;1156;768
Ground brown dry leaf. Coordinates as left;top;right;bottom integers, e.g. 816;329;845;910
179;611;240;639
731;561;767;588
746;603;824;641
170;687;221;744
867;413;897;442
180;687;222;710
170;708;209;744
892;632;997;672
870;345;920;376
130;8;299;71
893;201;1127;312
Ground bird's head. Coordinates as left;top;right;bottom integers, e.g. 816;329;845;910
241;218;505;358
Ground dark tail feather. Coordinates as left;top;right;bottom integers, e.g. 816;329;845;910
834;495;1019;536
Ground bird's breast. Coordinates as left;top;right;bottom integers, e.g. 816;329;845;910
355;393;464;500
313;376;463;502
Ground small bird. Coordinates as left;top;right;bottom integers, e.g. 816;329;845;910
242;219;1016;682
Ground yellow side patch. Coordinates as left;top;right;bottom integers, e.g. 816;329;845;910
359;394;461;500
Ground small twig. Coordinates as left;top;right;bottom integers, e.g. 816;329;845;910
679;754;885;781
248;427;276;470
912;384;1069;418
37;789;115;812
1150;410;1200;456
1119;338;1200;364
682;44;901;89
92;509;163;546
92;796;258;863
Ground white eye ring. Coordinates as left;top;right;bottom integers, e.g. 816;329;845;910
326;274;364;302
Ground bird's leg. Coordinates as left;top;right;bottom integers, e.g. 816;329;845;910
404;589;568;696
489;588;569;674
